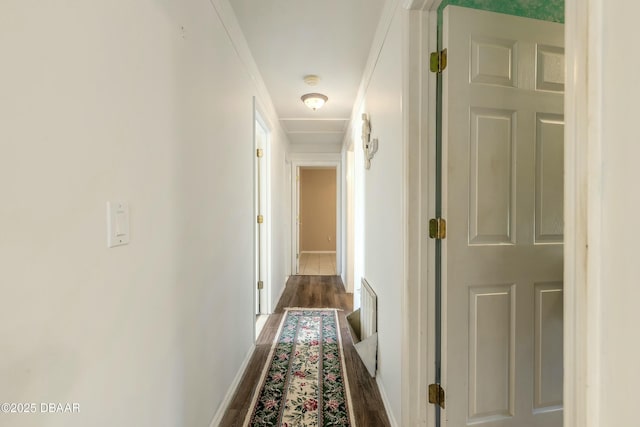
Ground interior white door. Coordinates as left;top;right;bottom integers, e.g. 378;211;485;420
255;120;268;315
441;7;564;427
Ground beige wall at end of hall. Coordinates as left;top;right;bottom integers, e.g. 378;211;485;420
300;168;336;252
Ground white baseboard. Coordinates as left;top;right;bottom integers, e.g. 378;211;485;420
209;344;256;427
376;376;400;427
300;251;337;254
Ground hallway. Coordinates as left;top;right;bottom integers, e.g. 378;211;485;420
220;275;390;426
4;1;640;426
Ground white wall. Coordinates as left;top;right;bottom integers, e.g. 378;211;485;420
349;2;405;422
0;1;289;426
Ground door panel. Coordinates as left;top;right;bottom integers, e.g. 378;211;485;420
468;284;515;422
533;283;563;412
470;37;516;87
469;108;515;245
442;6;564;427
535;45;565;92
535;114;564;243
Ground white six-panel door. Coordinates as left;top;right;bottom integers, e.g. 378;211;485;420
442;6;564;426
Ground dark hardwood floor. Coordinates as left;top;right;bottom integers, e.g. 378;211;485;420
219;275;391;427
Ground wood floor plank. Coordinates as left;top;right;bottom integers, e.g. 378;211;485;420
218;275;391;427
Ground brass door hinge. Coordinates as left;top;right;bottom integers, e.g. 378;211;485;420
257;280;264;290
430;48;448;73
257;214;264;224
256;148;264;158
429;218;447;239
429;383;445;409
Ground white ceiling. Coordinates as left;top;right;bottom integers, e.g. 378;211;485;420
229;0;387;147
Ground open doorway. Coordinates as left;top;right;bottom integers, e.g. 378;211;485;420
296;167;337;275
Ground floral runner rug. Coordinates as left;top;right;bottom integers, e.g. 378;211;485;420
244;308;356;426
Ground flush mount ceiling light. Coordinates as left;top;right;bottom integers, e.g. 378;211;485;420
301;93;328;111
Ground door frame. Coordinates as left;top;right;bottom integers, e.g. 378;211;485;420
562;1;600;426
254;101;271;319
289;154;342;277
404;0;596;426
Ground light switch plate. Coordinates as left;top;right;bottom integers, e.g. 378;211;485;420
107;202;130;248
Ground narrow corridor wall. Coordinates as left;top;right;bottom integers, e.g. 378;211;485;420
0;1;289;426
348;1;405;423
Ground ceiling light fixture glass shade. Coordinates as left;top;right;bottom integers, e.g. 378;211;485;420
301;93;328;111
